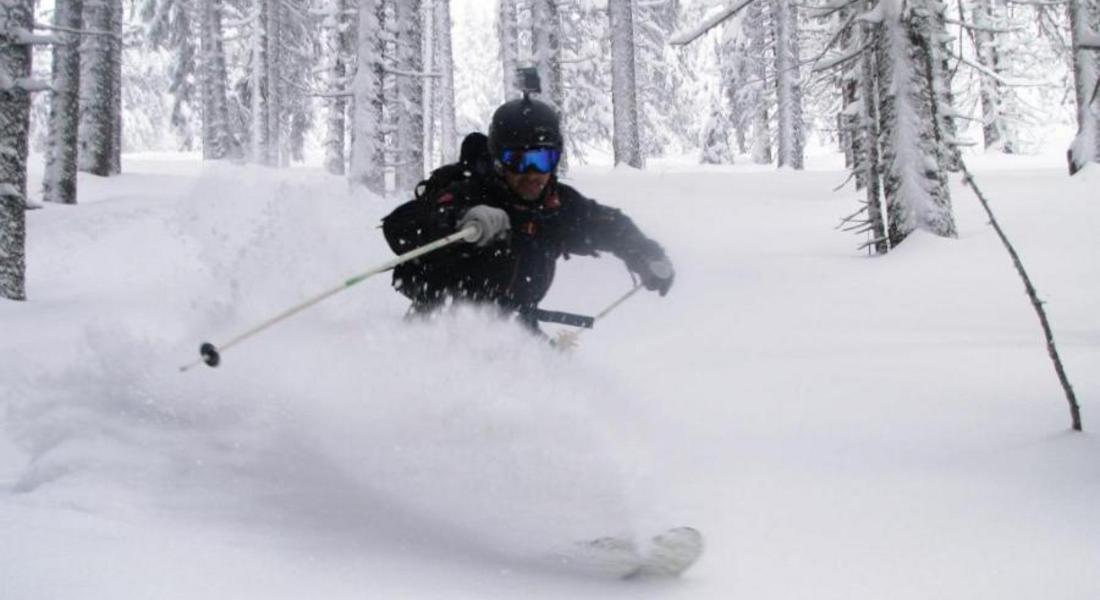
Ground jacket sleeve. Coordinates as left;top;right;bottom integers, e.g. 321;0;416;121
381;187;466;255
559;188;667;271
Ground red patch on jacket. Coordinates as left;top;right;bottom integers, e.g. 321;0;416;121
437;192;454;205
522;221;537;235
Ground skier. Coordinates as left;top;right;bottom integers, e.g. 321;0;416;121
381;94;674;331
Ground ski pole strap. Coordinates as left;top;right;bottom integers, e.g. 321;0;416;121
531;308;595;329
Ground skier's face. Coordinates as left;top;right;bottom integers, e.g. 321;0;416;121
503;170;551;202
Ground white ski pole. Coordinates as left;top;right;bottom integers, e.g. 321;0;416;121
554;283;643;350
180;224;481;372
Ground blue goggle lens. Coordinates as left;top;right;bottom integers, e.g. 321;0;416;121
500;148;561;174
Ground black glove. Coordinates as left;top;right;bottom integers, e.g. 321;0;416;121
458;205;511;246
631;256;675;296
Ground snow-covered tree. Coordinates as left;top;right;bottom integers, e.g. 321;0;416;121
531;0;563;112
498;0;519;101
772;0;803;168
349;0;385;193
79;0;123;176
435;0;456;163
199;0;240;159
1067;0;1100;174
609;0;642;168
142;0;198;149
0;0;37;300
393;0;425;191
559;0;612;163
715;4;772;164
700;105;735;163
321;0;353;174
43;0;83;204
875;0;956;244
968;0;1013;152
635;0;684;158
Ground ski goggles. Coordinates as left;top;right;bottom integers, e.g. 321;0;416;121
499;147;561;174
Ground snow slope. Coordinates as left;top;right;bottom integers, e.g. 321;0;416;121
1;152;1098;599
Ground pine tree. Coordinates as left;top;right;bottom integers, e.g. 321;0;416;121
559;0;612;163
199;0;240;159
393;0;424;192
79;0;123;176
43;0;83;204
142;0;198;150
969;0;1012;152
876;0;956;244
635;0;683;158
322;0;353;174
349;0;385;193
435;0;456;163
772;0;803;169
0;0;35;300
1067;0;1100;174
609;0;642;168
746;0;772;165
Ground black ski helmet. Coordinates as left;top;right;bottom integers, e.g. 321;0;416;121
487;97;563;157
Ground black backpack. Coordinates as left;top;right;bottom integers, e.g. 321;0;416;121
412;132;491;202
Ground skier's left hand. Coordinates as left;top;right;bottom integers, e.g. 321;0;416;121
633;256;675;296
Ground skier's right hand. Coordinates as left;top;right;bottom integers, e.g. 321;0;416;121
458;205;511;246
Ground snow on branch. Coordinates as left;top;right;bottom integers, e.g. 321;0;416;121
670;0;757;46
0;76;51;93
1079;31;1100;49
0;183;23;200
12;27;60;44
944;17;1023;34
382;66;441;79
807;0;861;19
32;21;120;39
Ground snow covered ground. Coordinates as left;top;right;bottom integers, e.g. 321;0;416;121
2;151;1097;599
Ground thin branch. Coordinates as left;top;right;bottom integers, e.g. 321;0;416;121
918;30;1083;432
944;48;1054;88
832;171;859;192
670;0;758;46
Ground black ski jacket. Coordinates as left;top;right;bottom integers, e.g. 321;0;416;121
381;176;667;317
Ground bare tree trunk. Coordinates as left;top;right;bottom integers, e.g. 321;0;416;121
609;0;643;168
436;0;456;163
43;0;83;205
0;0;33;300
350;0;385;193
